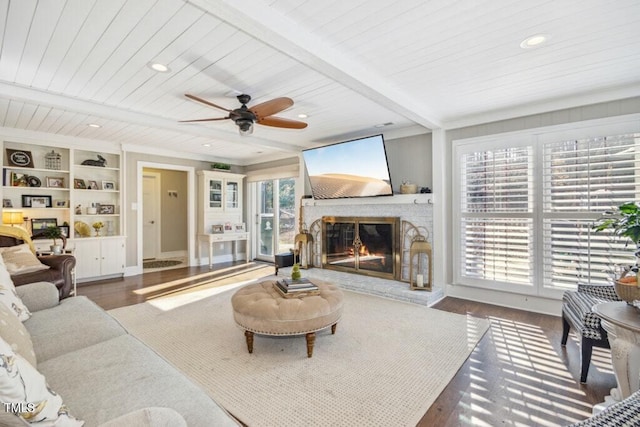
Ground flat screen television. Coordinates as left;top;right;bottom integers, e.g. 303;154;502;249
302;134;393;199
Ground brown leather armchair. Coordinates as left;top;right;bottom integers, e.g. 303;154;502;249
0;227;75;299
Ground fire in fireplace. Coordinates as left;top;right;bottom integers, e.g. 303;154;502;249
322;216;400;280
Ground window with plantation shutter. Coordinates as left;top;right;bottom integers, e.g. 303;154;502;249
454;122;640;297
542;134;640;291
458;144;534;288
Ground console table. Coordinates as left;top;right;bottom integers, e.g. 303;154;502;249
198;232;249;268
592;301;640;413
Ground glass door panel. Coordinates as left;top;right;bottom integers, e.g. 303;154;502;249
256;178;296;260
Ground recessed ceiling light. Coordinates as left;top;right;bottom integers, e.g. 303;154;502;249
87;123;101;128
202;143;211;147
297;114;308;119
520;34;549;49
147;62;170;73
374;122;394;128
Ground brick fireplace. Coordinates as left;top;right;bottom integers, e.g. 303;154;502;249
301;194;434;285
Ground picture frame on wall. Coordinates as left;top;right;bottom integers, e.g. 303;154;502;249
21;195;52;208
2;199;12;208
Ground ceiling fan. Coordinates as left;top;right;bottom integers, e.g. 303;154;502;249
180;93;307;135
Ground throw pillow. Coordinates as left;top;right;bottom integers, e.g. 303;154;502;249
0;303;36;366
0;256;31;322
0;244;49;275
0;336;83;426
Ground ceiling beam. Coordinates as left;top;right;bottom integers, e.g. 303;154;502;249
0;81;304;153
187;0;442;130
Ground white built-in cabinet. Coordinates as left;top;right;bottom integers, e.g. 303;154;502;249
73;237;125;280
197;170;245;233
197;170;248;267
1;140;124;280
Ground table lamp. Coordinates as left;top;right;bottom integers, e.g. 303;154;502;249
2;211;24;227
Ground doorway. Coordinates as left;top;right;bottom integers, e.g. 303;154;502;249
137;162;195;274
255;178;296;261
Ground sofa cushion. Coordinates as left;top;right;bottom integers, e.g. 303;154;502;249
0;256;31;322
38;334;239;427
0;336;83;426
0;244;49;276
24;296;126;362
0;302;36;366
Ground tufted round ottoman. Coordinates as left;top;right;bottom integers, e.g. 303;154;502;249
231;279;344;357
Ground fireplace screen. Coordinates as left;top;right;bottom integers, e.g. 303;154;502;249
322;216;400;279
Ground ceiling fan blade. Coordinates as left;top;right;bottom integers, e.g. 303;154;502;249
179;117;229;123
185;94;231;112
257;116;307;129
249;97;294;119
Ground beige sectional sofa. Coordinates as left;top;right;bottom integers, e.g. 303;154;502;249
3;281;239;426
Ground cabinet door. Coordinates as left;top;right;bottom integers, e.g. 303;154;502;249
208;178;223;210
73;240;101;279
225;179;242;211
100;238;125;275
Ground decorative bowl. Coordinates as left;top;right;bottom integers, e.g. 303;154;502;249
400;184;418;194
614;279;640;304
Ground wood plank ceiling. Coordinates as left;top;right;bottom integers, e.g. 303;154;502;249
0;0;638;165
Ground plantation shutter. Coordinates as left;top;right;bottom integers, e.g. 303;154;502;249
459;145;534;286
542;134;640;290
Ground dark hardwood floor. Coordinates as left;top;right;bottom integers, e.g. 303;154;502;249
78;264;614;426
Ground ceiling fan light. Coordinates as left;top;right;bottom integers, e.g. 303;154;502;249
237;119;254;136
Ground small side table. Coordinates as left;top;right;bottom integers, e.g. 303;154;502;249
37;247;77;297
592;302;640;413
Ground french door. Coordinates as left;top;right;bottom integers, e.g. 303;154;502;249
255;178;296;261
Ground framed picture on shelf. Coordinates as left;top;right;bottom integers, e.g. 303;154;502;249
102;180;115;190
21;195;52;208
31;218;58;238
98;204;115;214
58;225;70;238
46;177;65;188
211;224;224;234
2;199;12;208
6;149;34;168
87;180;98;190
74;179;86;189
54;199;69;208
10;172;28;187
235;223;245;232
224;222;233;232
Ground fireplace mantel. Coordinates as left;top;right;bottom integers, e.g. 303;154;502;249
302;193;434;207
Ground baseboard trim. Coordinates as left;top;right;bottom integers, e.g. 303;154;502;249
446;284;562;316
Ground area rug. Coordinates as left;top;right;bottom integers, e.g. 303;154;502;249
143;260;182;269
110;285;489;427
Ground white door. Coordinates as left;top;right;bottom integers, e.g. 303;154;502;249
143;172;161;260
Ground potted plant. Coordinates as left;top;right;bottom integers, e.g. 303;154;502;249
594;201;640;302
43;226;66;255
